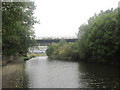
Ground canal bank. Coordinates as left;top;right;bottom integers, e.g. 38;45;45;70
2;58;25;88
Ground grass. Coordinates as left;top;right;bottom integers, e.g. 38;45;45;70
23;53;46;61
20;60;25;88
23;55;35;61
31;54;47;56
2;59;25;88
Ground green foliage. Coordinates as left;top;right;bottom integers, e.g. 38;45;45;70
46;43;58;58
2;2;37;56
78;8;120;63
46;39;79;61
78;24;90;60
23;54;35;61
47;8;120;65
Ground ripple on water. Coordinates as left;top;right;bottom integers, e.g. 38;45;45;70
25;56;120;88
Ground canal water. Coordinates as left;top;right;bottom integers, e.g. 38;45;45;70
25;56;120;88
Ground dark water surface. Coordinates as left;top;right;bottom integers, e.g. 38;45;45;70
25;56;120;88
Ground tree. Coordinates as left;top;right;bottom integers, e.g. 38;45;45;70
78;8;120;63
47;8;120;64
2;2;37;56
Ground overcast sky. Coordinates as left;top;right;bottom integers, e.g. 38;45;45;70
33;0;119;38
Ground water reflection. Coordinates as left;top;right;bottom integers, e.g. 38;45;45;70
25;56;120;88
78;61;119;88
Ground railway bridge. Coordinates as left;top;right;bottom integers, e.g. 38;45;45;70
35;38;78;46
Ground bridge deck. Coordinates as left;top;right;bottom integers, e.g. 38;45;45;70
36;39;78;46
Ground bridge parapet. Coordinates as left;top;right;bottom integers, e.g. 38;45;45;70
35;38;78;46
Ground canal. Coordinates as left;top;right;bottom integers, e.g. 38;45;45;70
25;56;119;88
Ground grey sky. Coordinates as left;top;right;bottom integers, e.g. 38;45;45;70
34;0;119;38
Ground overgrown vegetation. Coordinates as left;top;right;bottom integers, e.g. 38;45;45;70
2;2;37;62
46;8;120;65
46;39;79;61
2;2;36;56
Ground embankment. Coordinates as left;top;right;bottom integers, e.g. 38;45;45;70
2;58;25;88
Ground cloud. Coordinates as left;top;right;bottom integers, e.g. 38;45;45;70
34;0;119;38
